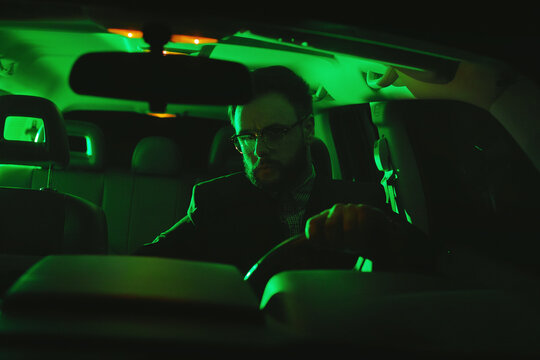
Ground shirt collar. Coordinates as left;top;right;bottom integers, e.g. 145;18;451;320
274;163;316;202
292;164;316;194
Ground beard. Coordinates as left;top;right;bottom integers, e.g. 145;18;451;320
244;145;310;194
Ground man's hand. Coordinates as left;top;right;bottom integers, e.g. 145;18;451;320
305;203;401;257
304;203;438;273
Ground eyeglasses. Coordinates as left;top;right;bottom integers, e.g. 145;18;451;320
230;115;310;154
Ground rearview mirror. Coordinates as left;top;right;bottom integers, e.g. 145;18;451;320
69;52;252;112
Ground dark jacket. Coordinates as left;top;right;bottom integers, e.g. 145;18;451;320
135;172;390;273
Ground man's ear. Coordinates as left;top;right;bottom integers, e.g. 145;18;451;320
303;115;315;144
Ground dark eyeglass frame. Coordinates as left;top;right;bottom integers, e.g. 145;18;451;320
230;114;311;154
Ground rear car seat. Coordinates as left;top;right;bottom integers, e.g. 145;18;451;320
103;136;194;255
32;120;106;206
0;116;200;256
0;119;106;205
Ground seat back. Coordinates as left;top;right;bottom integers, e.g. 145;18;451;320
1;187;107;255
124;136;193;253
0;95;108;258
0;119;106;204
31;120;106;206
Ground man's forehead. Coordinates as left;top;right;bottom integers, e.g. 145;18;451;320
235;93;297;130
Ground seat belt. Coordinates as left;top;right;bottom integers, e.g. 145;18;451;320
374;135;400;214
373;136;414;224
380;169;399;214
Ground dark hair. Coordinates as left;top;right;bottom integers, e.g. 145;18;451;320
229;66;312;124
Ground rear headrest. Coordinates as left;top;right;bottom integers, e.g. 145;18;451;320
0;95;69;168
65;120;105;170
132;136;182;176
208;126;243;176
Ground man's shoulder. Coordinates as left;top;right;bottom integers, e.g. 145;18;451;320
193;171;249;194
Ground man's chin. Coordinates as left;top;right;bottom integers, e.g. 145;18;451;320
247;168;283;191
255;166;279;181
256;170;281;187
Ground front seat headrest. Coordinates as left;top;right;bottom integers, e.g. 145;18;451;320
131;136;182;176
0;95;69;168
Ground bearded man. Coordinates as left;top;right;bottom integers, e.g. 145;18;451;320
135;66;439;282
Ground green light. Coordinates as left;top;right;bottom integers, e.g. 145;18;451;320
361;258;372;272
85;136;93;157
404;209;413;224
354;256;373;272
3;116;44;142
243;263;258;281
0;164;40;170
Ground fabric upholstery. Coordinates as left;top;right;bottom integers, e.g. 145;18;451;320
0;187;107;255
131;136;182;175
0;97;108;260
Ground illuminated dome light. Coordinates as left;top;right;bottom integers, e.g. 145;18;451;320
108;28;143;38
147;113;177;118
108;29;217;45
170;34;217;44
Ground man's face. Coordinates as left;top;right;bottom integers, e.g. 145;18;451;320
233;92;314;192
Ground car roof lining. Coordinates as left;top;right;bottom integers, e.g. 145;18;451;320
0;3;517;120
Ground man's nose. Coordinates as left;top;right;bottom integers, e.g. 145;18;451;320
254;136;270;157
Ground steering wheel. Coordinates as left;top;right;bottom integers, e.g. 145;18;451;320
243;217;436;296
243;234;358;295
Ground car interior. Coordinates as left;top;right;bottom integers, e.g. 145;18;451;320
0;1;539;357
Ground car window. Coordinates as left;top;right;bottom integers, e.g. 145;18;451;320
3;116;45;143
327;104;380;183
404;101;540;274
